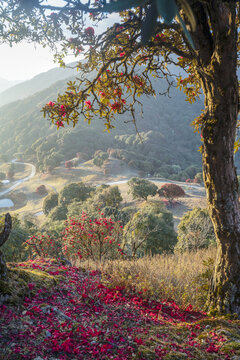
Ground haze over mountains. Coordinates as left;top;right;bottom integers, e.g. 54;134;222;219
0;77;22;94
0;63;223;178
0;64;79;108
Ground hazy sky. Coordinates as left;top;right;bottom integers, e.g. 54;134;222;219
0;43;59;81
0;1;119;82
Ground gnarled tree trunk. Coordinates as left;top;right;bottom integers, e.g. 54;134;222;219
194;3;240;313
0;213;12;280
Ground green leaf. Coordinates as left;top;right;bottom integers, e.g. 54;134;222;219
141;1;158;45
156;0;178;24
100;0;147;13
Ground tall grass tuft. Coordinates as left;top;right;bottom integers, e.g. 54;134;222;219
79;247;216;311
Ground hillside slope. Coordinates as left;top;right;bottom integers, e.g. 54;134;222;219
0;258;239;360
0;69;206;175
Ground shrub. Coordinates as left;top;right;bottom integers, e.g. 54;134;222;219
49;205;68;221
24;234;62;259
157;183;185;203
127;177;158;201
65;160;73;169
123;201;177;257
62;212;124;263
176;208;216;252
93;150;108;167
185;165;198;179
59;182;95;206
43;192;59;215
194;172;203;184
93;185;123;208
36;184;48;196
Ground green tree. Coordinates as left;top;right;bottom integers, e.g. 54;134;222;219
93;150;109;168
43;192;59;215
2;0;240;313
128;177;158;201
49;205;68;221
67;185;123;219
123;201;177;257
194;172;203;184
93;185;123;208
59;182;95;206
176;208;216;252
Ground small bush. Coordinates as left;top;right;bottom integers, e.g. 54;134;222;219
127;177;158;201
123;201;177;257
43;192;59;215
157;183;185;202
36;185;48;196
65;160;73;169
24;234;62;259
49;205;68;221
93;150;108;167
59;182;95;206
176;208;216;252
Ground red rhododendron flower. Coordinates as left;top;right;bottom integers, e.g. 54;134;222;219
85;27;95;36
56;121;64;128
48;101;55;107
85;100;92;109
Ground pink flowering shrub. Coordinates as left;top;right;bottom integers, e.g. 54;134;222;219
24;234;62;259
62;212;124;263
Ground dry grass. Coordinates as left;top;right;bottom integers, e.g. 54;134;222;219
79;247;216;311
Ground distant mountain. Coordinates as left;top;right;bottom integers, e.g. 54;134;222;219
0;78;22;94
0;63;78;107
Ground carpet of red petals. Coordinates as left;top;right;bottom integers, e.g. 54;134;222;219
0;259;238;359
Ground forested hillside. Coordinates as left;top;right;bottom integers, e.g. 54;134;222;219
0;68;206;177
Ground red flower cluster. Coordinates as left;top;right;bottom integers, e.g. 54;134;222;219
84;27;95;36
133;75;143;87
48;101;55;107
85;100;92;109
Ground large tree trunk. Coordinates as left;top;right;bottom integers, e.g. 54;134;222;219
196;3;240;314
0;213;12;280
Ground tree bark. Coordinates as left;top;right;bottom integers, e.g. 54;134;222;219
196;3;240;314
0;213;12;280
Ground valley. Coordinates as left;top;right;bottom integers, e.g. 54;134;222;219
0;157;206;230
